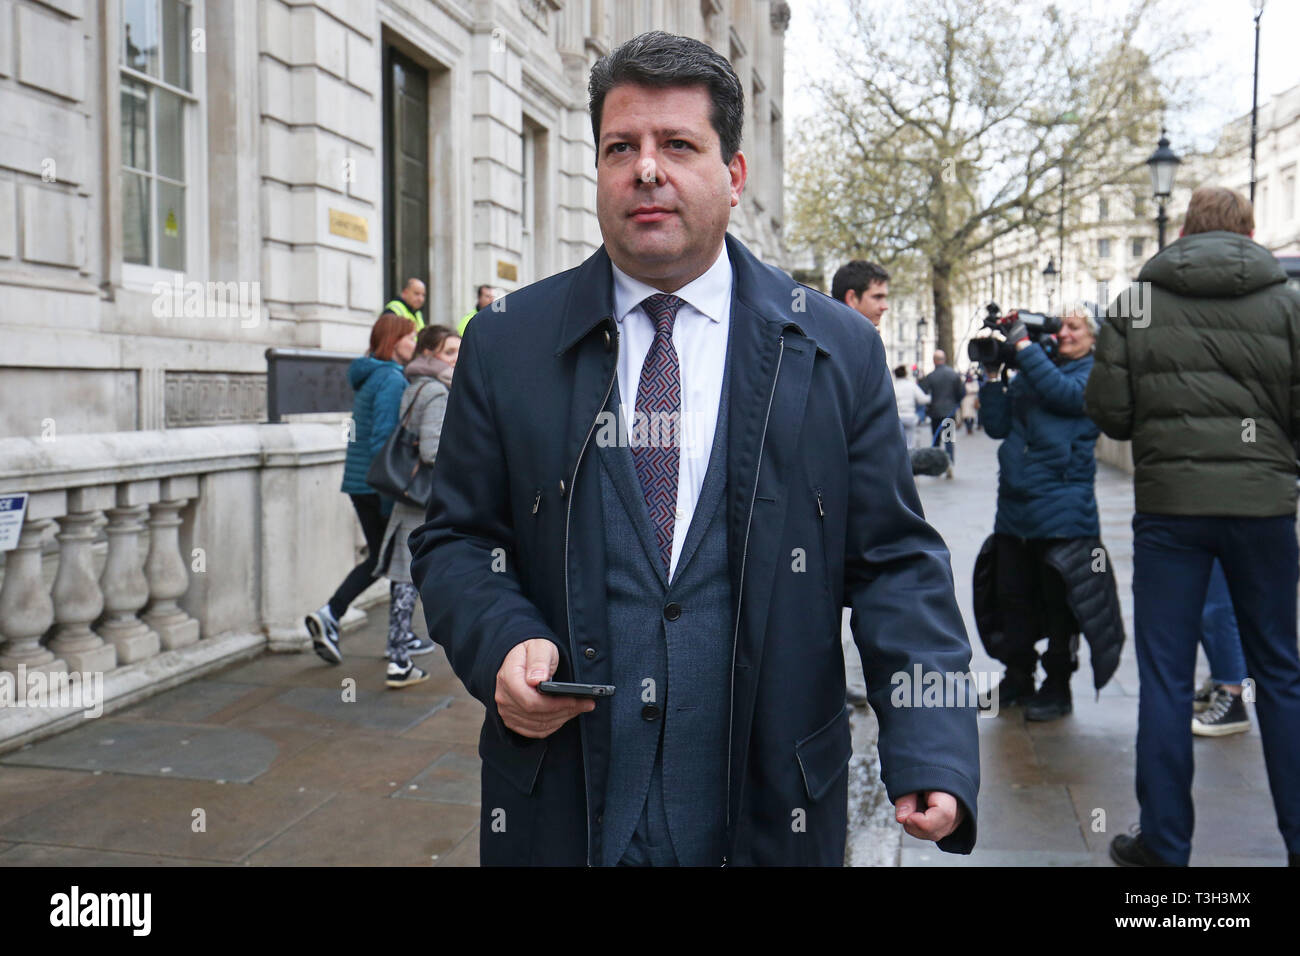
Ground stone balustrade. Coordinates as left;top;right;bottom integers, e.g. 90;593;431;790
0;423;357;749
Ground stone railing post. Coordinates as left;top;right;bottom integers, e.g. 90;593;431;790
143;476;200;649
49;486;119;673
0;491;67;674
96;481;161;664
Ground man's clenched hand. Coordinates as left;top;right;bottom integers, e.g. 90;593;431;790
894;790;965;842
495;638;595;738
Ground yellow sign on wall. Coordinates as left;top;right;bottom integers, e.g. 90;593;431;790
328;209;369;242
496;260;518;282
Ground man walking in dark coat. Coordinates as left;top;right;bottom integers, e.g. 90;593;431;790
409;31;979;866
921;350;965;476
1086;185;1300;868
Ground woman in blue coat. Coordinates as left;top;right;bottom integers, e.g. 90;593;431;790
978;308;1101;720
304;311;416;664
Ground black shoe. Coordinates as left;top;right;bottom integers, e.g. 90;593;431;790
1025;677;1072;721
1192;687;1250;736
1110;827;1179;867
987;668;1036;709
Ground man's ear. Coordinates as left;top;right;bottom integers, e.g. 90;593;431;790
727;149;748;207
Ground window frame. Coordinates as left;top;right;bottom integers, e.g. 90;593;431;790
117;0;208;294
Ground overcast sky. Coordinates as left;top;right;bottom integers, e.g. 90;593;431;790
783;0;1300;153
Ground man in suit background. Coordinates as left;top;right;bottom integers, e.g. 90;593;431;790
410;30;979;866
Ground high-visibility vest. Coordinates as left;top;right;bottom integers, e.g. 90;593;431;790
457;310;474;336
384;298;424;331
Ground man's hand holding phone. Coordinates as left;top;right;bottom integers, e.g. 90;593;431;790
495;638;596;738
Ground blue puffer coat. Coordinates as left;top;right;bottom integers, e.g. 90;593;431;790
979;344;1099;539
341;354;407;505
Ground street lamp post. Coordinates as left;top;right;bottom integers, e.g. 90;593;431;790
916;316;928;372
1042;256;1058;314
1251;0;1266;204
1147;129;1181;251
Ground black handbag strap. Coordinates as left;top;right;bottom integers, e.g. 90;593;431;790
397;381;432;432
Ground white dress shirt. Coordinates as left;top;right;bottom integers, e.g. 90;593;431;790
610;244;733;581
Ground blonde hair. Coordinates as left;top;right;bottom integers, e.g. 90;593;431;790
1183;186;1254;236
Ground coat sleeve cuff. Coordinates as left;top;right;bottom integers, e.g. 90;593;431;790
884;765;979;855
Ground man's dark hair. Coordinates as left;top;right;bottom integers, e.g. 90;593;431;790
475;284;491;298
831;261;890;304
893;364;908;379
588;31;744;166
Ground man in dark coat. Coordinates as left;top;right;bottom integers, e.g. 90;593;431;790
921;351;966;475
409;31;979;866
1086;185;1300;868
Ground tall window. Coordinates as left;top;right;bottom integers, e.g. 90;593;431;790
1134;194;1146;218
1131;237;1144;260
1098;197;1109;221
1098;238;1111;258
1284;167;1297;222
121;0;194;271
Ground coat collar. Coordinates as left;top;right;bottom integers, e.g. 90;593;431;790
554;234;824;357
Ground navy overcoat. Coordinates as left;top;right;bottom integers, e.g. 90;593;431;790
409;234;980;865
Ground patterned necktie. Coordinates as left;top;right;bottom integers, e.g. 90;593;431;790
633;293;685;571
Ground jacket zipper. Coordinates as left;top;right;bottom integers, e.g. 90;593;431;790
722;334;785;866
565;323;618;868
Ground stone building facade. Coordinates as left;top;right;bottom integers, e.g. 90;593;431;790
1;0;790;438
0;0;790;747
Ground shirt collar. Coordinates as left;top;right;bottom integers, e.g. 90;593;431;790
610;242;732;325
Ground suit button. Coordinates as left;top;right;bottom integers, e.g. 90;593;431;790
641;704;661;721
663;602;681;621
597;813;603;825
584;647;597;660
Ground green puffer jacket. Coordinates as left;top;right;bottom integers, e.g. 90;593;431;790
1085;230;1300;517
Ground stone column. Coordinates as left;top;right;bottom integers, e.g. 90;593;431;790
143;476;200;649
48;486;118;673
0;490;67;674
96;481;161;664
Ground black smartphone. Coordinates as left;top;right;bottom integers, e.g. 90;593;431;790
537;681;615;699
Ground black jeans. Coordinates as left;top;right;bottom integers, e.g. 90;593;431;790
994;533;1079;679
328;493;390;620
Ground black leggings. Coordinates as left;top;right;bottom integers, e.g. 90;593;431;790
328;493;391;619
994;533;1080;679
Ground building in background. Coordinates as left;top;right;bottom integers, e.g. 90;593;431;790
0;0;790;747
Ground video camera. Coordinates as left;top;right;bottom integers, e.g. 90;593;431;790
966;302;1061;369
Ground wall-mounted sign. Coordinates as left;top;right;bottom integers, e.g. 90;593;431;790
328;209;369;242
496;260;518;282
0;493;29;552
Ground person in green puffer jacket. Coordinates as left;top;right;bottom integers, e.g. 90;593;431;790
1085;185;1300;869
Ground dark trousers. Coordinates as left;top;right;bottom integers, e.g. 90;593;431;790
1132;512;1300;865
328;493;389;620
929;412;956;463
994;534;1079;679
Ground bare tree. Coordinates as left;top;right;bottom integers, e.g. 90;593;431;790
788;0;1196;357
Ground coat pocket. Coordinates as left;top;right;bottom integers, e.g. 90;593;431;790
794;704;853;802
478;719;548;795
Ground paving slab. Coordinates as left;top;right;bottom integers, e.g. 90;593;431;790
242;791;479;866
0;720;283;783
0;766;100;829
395;748;481;806
257;733;456;796
0;775;331;862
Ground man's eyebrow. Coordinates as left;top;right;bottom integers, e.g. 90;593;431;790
599;128;704;145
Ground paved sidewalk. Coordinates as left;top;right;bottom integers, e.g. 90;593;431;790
0;425;1289;866
902;425;1285;866
0;615;484;866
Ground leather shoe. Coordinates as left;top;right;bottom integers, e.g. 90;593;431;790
1110;829;1179;867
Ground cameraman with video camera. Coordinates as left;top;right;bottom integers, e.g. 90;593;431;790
973;306;1124;720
